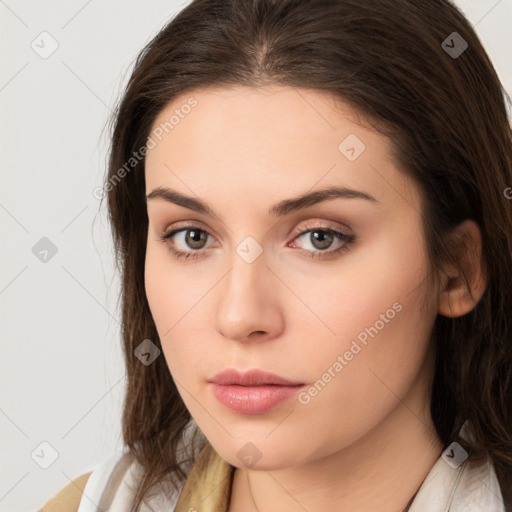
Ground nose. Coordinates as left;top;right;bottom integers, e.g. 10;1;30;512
213;249;284;343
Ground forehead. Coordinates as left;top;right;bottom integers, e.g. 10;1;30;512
144;85;419;213
147;85;378;159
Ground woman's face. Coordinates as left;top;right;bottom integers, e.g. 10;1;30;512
144;85;440;469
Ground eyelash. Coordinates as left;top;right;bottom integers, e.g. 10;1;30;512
157;223;356;261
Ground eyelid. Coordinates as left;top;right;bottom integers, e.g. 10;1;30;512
162;219;216;238
292;220;352;239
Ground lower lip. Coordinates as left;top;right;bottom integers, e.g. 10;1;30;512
210;383;305;415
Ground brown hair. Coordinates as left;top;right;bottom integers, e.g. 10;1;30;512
104;0;512;509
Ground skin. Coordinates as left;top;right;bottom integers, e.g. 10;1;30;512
144;85;487;511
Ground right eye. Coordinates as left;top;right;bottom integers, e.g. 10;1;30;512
158;225;216;260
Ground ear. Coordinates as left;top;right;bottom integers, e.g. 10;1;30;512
438;220;488;318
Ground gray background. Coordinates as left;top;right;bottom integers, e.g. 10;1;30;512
1;1;511;510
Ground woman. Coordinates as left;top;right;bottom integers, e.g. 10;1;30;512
39;0;512;510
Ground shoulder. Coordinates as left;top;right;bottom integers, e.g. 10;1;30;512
37;472;92;512
37;449;129;512
410;446;507;511
451;453;507;510
450;422;508;510
38;422;206;512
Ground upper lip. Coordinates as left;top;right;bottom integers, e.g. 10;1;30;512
208;368;304;386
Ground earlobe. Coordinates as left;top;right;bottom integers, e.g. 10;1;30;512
438;220;488;318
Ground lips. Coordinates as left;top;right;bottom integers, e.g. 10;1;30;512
208;368;304;387
208;368;305;415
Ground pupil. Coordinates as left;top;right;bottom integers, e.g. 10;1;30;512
187;229;205;248
312;230;332;249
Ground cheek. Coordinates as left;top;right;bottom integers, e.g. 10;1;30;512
144;247;170;330
303;286;434;459
144;245;216;381
289;218;430;354
144;246;182;360
290;224;435;443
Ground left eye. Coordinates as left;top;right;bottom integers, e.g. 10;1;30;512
292;228;351;252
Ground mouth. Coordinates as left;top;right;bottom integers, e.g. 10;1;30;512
208;368;306;415
208;368;304;386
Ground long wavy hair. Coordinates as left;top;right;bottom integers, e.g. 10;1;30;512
104;0;512;509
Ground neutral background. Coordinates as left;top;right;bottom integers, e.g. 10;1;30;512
1;1;511;510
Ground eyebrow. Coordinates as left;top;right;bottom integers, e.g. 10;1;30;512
146;185;378;217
